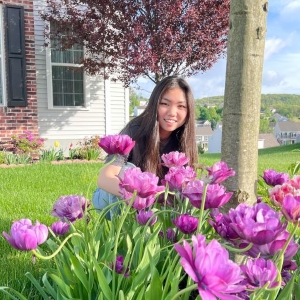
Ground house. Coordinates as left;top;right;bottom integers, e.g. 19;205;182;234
195;125;213;151
133;105;147;117
274;121;300;145
258;134;280;149
207;123;222;153
196;120;211;127
0;0;129;152
208;124;280;153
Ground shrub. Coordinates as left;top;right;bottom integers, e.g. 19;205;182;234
11;131;44;155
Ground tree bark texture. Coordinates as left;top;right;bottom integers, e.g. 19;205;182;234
221;1;268;207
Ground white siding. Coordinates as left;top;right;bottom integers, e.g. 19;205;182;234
34;1;128;149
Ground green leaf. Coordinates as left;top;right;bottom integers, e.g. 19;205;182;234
41;273;57;298
119;290;125;300
25;272;50;299
49;273;72;297
276;271;297;300
145;266;163;300
0;287;29;300
69;253;89;292
91;256;112;299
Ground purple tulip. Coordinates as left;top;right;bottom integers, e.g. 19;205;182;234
281;194;300;223
119;167;164;198
262;169;289;186
172;214;198;234
242;230;299;271
162;166;196;192
161;151;189;168
136;210;157;226
175;234;245;299
51;195;90;222
228;203;286;245
209;209;241;242
119;186;157;210
98;134;135;155
2;219;48;251
241;258;278;289
206;161;235;184
113;255;129;277
159;228;177;242
50;221;70;236
182;180;233;209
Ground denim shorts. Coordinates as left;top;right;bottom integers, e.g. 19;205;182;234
92;162;135;220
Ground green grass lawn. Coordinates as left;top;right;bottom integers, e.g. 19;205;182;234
200;143;300;175
0;143;299;298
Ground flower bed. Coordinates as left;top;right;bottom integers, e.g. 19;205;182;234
1;134;300;300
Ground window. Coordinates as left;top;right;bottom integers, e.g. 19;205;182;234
0;4;5;106
47;24;86;108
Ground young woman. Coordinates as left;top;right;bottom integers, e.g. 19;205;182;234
92;75;198;217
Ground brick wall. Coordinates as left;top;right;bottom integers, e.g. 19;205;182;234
0;0;38;149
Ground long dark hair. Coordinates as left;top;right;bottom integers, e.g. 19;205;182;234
122;76;197;177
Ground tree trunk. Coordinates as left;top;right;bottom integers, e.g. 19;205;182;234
221;1;268;207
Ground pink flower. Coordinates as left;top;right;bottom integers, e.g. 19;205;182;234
2;219;48;251
269;183;299;207
182;180;233;209
50;221;70;236
262;169;289;186
289;175;300;189
162;166;196;192
172;214;198;234
136;210;157;226
161;151;189;168
175;234;245;299
98;134;135;155
119;187;157;210
281;194;300;223
228;203;286;245
241;258;278;289
206;161;235;184
112;255;129;277
51;195;90;222
159;228;177;242
119;167;164;198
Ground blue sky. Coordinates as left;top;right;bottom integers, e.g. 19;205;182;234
134;0;300;99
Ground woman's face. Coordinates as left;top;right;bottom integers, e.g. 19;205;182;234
157;87;188;141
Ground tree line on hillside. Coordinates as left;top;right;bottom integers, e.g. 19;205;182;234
130;90;300;132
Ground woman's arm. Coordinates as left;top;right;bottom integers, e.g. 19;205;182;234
97;164;122;197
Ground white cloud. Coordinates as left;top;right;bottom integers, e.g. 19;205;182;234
264;38;286;59
280;1;300;22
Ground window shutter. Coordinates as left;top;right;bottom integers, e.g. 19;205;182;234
5;5;27;107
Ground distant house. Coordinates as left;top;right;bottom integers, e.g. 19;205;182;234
208;124;280;153
196;120;211;127
0;0;129;151
258;134;280;149
274;121;300;145
208;123;222;153
273;113;288;122
133;105;147;117
196;125;213;151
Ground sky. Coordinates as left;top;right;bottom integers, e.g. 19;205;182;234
134;0;300;100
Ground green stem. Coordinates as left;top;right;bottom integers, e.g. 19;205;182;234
171;284;198;300
197;183;208;233
222;242;253;253
276;222;298;271
112;193;136;299
31;232;81;260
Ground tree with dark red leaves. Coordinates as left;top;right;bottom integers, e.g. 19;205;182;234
40;0;229;86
